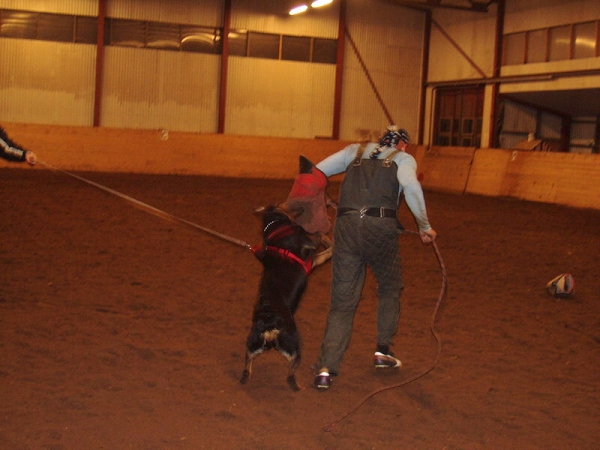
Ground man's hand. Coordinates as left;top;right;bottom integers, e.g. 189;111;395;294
419;228;437;244
25;151;37;165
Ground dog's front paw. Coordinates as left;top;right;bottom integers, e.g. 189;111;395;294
313;247;332;267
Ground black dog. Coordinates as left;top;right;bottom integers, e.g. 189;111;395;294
240;205;328;390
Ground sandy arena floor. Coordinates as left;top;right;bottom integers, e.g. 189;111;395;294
1;168;599;449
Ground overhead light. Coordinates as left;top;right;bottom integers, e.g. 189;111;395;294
289;0;333;15
289;4;308;15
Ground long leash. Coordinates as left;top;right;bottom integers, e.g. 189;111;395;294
37;161;252;250
323;230;447;432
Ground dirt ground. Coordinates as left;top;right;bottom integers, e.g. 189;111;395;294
1;167;599;450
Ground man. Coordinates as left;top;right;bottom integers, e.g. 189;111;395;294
0;126;37;165
313;125;436;390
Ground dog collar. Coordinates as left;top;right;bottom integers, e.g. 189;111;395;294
265;223;297;242
251;244;312;275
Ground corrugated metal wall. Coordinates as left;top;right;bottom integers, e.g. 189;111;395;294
226;57;335;138
539;112;561;140
107;0;222;26
1;0;598;146
224;1;339;138
0;1;97;126
226;0;427;140
502;101;537;133
102;47;220;132
499;100;535;149
498;100;564;149
102;0;223;132
570;120;596;153
341;0;425;141
428;6;497;81
0;39;96;125
0;0;425;140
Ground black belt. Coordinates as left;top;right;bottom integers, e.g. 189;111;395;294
337;207;397;218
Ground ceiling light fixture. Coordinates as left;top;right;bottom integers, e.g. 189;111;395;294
289;5;308;15
289;0;333;15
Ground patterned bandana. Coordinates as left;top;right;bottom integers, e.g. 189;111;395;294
370;125;410;159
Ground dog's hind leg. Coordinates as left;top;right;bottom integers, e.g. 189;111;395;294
240;351;252;385
240;349;260;385
278;329;302;391
241;328;269;385
241;334;265;385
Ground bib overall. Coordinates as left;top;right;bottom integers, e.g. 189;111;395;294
318;148;404;375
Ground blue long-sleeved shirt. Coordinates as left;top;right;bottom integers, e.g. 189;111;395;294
316;142;432;232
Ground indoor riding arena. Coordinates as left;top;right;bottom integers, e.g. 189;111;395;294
1;126;599;450
2;0;600;448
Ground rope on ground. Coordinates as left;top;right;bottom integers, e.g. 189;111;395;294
37;161;252;250
323;230;447;432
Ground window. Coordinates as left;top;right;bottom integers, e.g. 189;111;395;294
146;21;180;50
38;12;73;42
526;29;547;63
75;16;98;44
0;9;96;44
549;25;571;61
181;26;221;54
0;8;336;63
248;32;280;59
105;18;221;54
240;31;336;63
0;10;37;39
503;19;600;65
503;32;525;65
228;30;247;56
282;35;310;62
312;38;337;63
573;21;597;59
108;19;144;47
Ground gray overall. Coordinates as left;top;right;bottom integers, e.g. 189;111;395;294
318;147;404;375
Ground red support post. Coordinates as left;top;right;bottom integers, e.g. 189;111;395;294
93;0;107;127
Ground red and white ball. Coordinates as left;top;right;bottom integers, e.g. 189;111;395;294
546;273;575;298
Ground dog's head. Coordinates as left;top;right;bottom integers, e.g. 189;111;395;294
255;204;301;232
254;204;320;261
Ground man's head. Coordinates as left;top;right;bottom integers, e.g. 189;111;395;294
378;125;410;149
